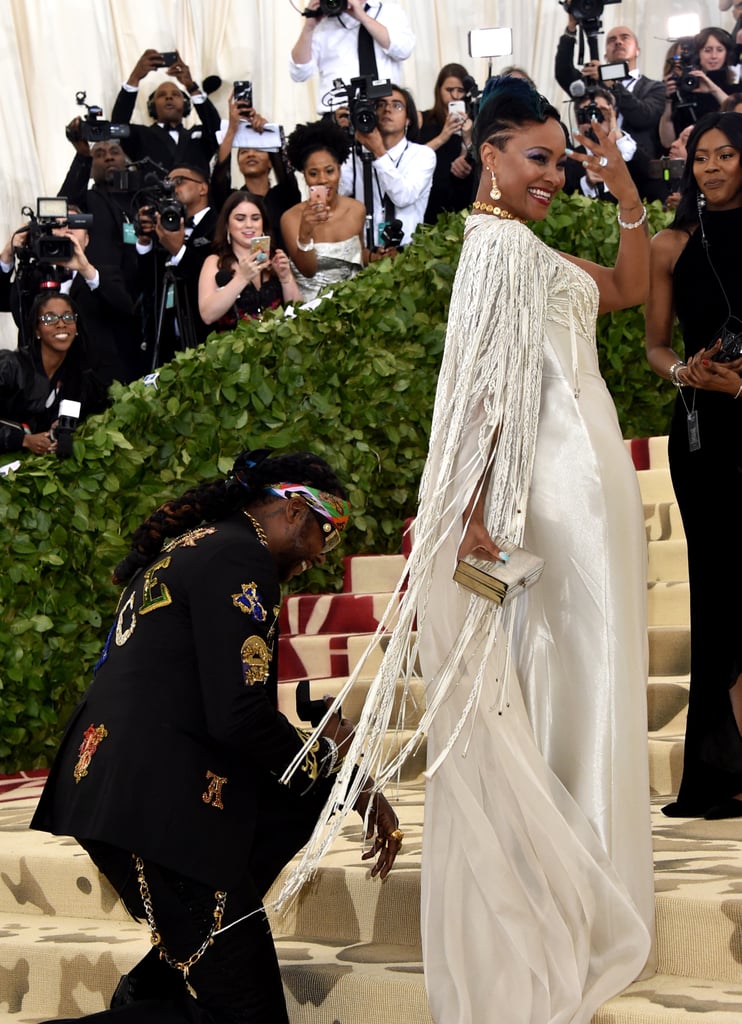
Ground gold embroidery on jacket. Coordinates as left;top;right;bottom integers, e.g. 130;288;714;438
202;770;228;810
139;556;172;615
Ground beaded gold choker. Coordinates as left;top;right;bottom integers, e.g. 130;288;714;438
472;200;525;223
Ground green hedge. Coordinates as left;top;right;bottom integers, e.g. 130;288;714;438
0;194;677;772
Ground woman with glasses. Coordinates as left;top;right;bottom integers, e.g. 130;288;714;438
0;291;108;455
418;62;476;224
281;120;367;302
198;192;302;330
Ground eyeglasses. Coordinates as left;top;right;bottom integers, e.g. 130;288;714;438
166;175;203;187
374;99;406;113
37;312;78;325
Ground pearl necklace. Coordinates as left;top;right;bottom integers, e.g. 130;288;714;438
243;510;269;548
472;200;525;223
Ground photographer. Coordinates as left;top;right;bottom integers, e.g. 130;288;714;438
339;85;435;257
110;49;220;171
418;62;476;224
289;0;415;116
0;292;109;456
564;86;661;203
555;5;665;158
57;128;146;379
659;28;738;149
0;208;133;387
136;163;217;367
210;91;300;252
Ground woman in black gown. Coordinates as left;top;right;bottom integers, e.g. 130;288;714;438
418;62;475;224
645;110;742;819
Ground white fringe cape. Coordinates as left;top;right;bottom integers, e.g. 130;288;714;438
275;215;558;912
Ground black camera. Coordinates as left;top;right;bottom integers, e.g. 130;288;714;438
561;0;621;23
344;74;393;135
669;45;701;105
303;0;348;17
133;174;185;235
575;92;605;143
50;399;81;459
379;218;404;249
16;198;93;266
71;91;130;144
709;322;742;363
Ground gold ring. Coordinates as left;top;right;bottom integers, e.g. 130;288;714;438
389;829;404;843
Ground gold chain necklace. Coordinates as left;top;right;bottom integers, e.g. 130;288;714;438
243;510;268;548
472;200;525;223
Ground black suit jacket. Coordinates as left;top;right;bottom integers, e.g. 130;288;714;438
137;206;218;367
111;88;220;171
555;34;665;159
30;518;333;890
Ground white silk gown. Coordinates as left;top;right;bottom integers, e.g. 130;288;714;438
417;215;654;1024
274;215;654;1023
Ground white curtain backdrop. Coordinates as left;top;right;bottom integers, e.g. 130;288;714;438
0;0;729;346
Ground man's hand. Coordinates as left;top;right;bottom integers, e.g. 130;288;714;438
345;0;368;19
581;59;601;82
65;117;91;156
127;49;165;87
168;52;198;93
356;788;402;879
354;127;386;159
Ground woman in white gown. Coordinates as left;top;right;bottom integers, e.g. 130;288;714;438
280;120;367;302
278;77;655;1024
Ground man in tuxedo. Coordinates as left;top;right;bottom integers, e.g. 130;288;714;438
111;49;220;172
58;132;148;379
136;163;217;368
555;8;665;159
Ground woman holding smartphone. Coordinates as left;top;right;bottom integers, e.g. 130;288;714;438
281;120;367;302
418;62;475;224
198;192;302;331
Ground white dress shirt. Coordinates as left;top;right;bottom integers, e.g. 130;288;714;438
339;135;436;247
289;2;415;114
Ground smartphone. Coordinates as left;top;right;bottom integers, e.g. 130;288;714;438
309;184;329;206
233;80;253;107
249;235;271;262
160;51;178;66
448;100;466;133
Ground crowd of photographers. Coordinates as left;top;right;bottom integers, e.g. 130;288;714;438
1;0;740;460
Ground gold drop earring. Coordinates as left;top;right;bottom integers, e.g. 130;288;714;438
490;169;501;202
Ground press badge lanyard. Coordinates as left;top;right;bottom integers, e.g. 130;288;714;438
374;141;408;224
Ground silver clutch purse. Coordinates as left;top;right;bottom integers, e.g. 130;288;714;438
453;536;545;605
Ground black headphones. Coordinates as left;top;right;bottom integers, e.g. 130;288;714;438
147;89;192;120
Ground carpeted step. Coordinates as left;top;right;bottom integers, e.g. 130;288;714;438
647;680;689;733
0;913;147;1018
647;581;689;627
279;591;401;638
647;539;687;582
342;554;406;596
637;468;677;504
648;734;685;798
278;632;364;683
648;626;690;677
596;974;742;1022
278;675;427;733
